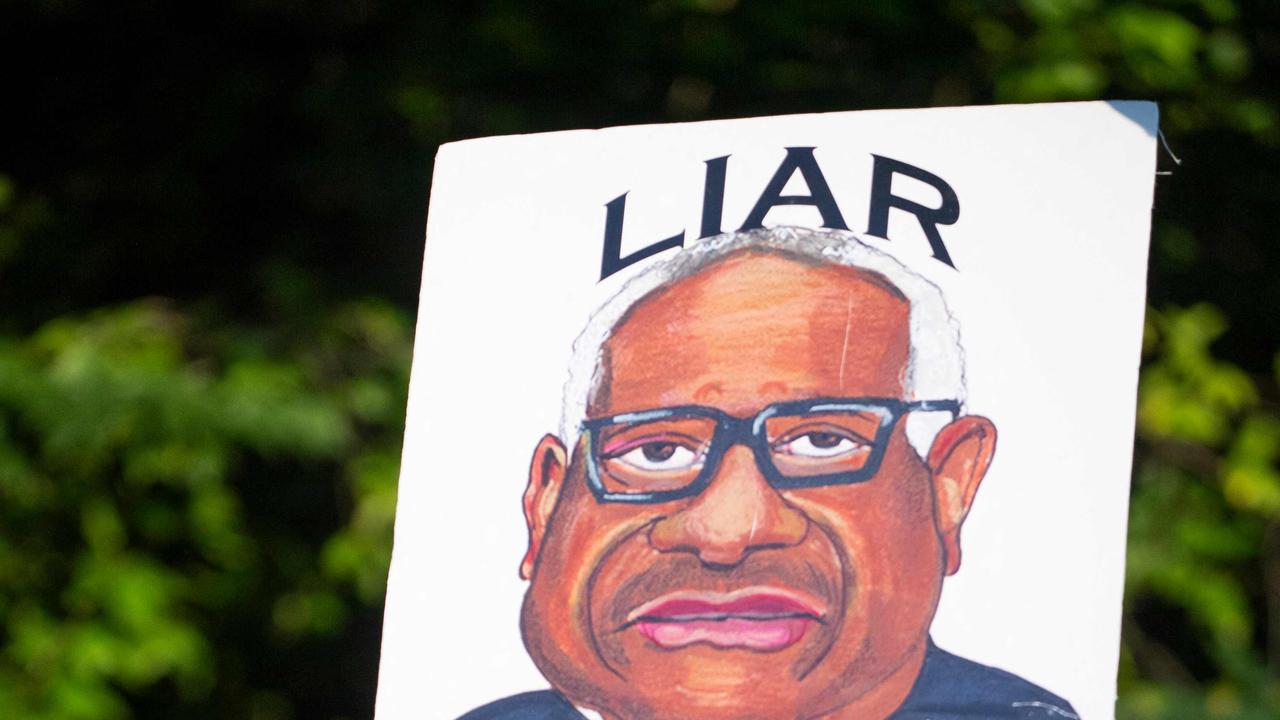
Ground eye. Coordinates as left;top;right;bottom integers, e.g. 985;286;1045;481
609;440;702;472
774;429;868;458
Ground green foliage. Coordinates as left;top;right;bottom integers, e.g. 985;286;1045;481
1123;306;1280;718
0;301;409;719
955;0;1276;140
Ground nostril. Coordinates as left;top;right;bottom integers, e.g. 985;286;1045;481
687;540;753;569
647;521;746;565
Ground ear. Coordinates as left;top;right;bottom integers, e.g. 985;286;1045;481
520;434;569;580
925;415;997;576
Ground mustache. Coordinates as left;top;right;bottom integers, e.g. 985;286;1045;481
604;552;837;632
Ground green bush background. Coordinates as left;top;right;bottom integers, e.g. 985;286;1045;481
1;1;1277;718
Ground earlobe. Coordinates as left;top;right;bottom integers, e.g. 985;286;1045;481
925;416;997;576
520;434;569;580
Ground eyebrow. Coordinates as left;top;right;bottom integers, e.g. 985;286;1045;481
693;382;723;402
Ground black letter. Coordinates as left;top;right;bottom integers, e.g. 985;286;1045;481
739;147;848;231
600;193;685;281
699;155;730;239
866;155;959;268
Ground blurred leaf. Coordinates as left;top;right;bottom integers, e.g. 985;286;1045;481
0;299;410;718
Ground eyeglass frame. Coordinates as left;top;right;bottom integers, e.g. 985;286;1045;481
579;396;961;504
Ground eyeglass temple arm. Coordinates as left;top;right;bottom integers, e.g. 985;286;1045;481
905;399;962;415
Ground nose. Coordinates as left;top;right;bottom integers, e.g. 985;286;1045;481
648;445;809;567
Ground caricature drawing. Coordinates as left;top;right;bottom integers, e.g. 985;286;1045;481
462;226;1078;720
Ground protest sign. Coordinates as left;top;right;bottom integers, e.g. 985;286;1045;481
376;102;1158;720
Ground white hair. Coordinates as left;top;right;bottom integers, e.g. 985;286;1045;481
560;226;967;458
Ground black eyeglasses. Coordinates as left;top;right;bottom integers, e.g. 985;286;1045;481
580;397;960;504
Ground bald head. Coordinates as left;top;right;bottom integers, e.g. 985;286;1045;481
592;249;912;420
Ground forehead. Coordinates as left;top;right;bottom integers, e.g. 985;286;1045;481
597;250;911;416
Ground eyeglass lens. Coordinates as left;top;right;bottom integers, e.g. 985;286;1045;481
593;409;884;495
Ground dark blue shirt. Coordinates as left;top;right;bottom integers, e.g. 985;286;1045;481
458;641;1079;719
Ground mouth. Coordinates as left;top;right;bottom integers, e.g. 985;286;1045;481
621;587;826;652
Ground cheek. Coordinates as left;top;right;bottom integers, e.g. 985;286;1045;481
523;491;656;664
787;458;942;604
535;498;648;608
780;467;943;696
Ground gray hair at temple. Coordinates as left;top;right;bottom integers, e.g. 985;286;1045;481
559;226;967;459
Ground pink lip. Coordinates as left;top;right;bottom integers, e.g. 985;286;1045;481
626;588;825;652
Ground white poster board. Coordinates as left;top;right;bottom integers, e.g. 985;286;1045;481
376;102;1158;720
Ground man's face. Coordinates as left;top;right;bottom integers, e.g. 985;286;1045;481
520;251;990;720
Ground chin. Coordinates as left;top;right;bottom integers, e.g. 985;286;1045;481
565;674;811;720
625;688;804;720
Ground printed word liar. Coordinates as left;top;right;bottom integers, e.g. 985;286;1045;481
600;148;959;281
